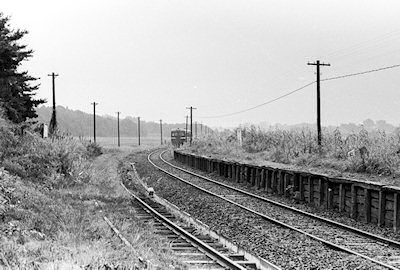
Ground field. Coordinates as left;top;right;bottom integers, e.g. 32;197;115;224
94;136;170;148
185;126;400;186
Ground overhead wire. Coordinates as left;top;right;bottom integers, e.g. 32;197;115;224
324;29;400;60
200;81;316;119
200;63;400;119
198;28;400;123
324;47;400;74
317;29;400;75
322;63;400;82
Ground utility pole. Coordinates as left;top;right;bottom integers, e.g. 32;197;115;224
185;116;188;142
307;60;330;147
138;117;141;146
117;112;121;147
160;119;163;145
195;121;197;138
48;72;59;135
91;102;98;143
186;106;196;145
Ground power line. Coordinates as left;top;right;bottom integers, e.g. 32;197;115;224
186;106;196;144
322;63;400;82
325;29;400;60
200;81;316;119
200;63;400;119
48;72;59;135
138;116;141;146
117;112;121;147
160;119;163;145
307;60;330;147
91;102;98;143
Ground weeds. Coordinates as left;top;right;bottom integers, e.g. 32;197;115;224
0;120;182;269
85;141;103;158
189;126;400;177
0;124;103;187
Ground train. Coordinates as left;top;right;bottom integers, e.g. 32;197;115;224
171;128;190;146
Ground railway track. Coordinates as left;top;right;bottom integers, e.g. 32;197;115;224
121;182;268;270
148;149;400;270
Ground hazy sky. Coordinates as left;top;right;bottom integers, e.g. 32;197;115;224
3;0;400;127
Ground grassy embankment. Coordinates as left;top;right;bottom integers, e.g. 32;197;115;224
184;126;400;185
0;122;183;269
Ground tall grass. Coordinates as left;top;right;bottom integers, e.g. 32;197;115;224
0;121;184;269
0;124;102;187
188;126;400;177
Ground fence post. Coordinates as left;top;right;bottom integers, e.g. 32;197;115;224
308;176;314;204
350;185;357;219
394;193;399;232
299;175;305;201
364;188;371;223
378;191;386;226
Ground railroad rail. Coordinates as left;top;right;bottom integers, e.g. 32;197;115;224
121;182;264;270
148;149;400;270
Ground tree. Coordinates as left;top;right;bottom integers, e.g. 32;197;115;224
0;13;44;124
362;119;375;129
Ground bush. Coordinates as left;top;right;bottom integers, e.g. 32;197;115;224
0;125;98;186
85;142;103;158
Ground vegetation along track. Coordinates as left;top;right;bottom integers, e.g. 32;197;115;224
148;149;400;270
121;182;262;270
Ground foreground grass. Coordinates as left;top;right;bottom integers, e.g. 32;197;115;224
0;148;184;269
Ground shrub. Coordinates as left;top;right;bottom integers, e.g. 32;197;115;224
85;142;103;158
0;125;98;186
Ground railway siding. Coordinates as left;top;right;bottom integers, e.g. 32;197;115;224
174;150;400;232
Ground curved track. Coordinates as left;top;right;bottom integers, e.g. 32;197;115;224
148;149;400;270
121;182;262;270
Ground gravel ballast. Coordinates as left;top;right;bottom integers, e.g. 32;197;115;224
125;149;387;270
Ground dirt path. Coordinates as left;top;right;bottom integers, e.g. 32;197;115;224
81;149;132;199
1;148;184;269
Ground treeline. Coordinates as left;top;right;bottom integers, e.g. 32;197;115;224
258;119;399;134
36;106;188;137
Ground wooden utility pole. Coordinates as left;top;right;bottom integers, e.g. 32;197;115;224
307;60;330;147
91;102;98;143
185;116;188;142
138;117;141;146
160;119;163;145
117;112;121;147
186;106;196;145
48;72;59;134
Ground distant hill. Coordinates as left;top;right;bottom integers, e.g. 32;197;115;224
36;106;398;137
36;106;187;137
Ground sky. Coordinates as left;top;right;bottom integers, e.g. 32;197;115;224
2;0;400;128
